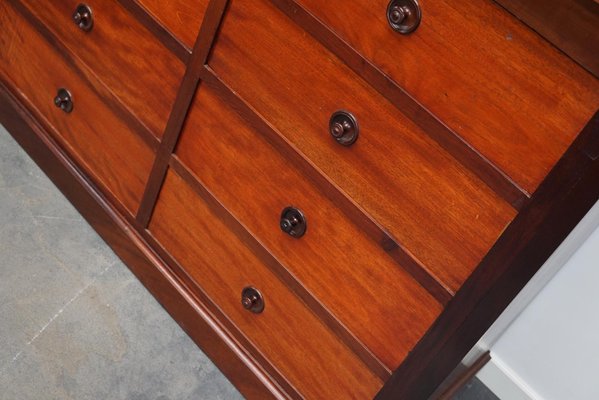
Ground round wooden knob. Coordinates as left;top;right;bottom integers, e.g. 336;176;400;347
241;287;264;314
387;0;421;34
329;111;359;146
54;88;73;113
73;4;94;32
280;207;307;238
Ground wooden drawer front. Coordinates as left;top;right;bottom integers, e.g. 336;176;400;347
293;0;599;194
18;0;185;139
208;0;516;293
135;0;209;49
149;170;383;400
0;2;154;215
177;85;443;370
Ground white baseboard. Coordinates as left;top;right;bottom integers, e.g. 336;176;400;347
477;355;542;400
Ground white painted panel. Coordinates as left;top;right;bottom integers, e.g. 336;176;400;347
488;219;599;400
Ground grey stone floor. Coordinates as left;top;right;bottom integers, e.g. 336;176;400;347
0;123;497;399
0;124;243;399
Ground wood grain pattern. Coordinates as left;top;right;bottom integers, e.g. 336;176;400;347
376;112;599;399
0;84;285;400
132;0;209;50
199;70;453;305
495;0;599;78
0;1;154;215
292;0;599;194
135;0;229;227
150;169;383;400
208;0;517;293
117;0;191;62
270;0;528;209
177;84;442;370
17;0;185;139
168;154;391;381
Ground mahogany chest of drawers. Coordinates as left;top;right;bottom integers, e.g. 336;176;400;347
1;0;598;398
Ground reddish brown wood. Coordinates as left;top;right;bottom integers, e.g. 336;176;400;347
130;0;209;52
117;0;192;62
167;156;391;380
8;0;158;153
495;0;599;78
270;0;528;209
0;2;154;216
0;81;284;400
288;0;599;195
135;0;229;227
142;225;304;400
176;84;442;371
17;0;185;139
208;0;517;293
200;69;452;304
149;169;383;399
376;111;599;399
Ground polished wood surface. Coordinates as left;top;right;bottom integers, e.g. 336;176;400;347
177;85;442;370
198;69;453;306
378;111;599;399
136;0;229;227
269;0;527;209
0;1;153;215
133;0;209;50
293;0;599;194
117;0;190;62
150;169;383;400
495;0;599;78
17;0;185;139
209;0;517;293
167;155;391;381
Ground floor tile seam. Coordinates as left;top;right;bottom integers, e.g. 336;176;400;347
0;263;114;376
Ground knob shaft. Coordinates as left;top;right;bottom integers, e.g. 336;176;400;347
387;0;421;34
329;111;359;146
73;4;94;32
280;207;307;238
241;287;264;314
54;88;73;113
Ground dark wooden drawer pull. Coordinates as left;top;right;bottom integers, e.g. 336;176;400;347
54;88;73;113
329;110;359;146
280;206;307;238
72;4;93;32
387;0;421;34
241;287;265;313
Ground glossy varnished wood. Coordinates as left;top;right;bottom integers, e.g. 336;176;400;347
270;0;527;208
132;0;209;50
200;69;453;305
0;83;284;400
291;0;599;194
150;169;383;400
0;1;154;215
17;0;185;139
376;112;599;399
177;85;442;371
135;0;229;227
117;0;190;62
153;155;386;393
208;0;517;293
495;0;599;78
